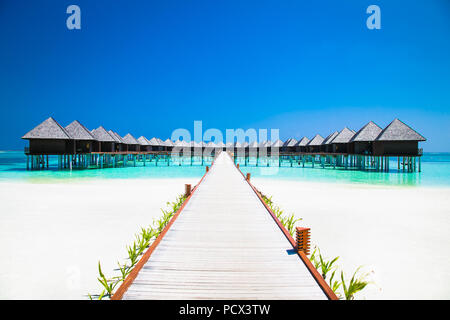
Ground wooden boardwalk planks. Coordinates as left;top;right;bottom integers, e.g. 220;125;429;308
122;152;327;299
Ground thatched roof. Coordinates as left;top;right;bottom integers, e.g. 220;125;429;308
322;131;338;145
206;141;217;148
272;139;283;147
107;130;123;143
156;138;165;145
216;141;225;148
164;139;174;147
91;126;116;142
283;138;298;147
148;137;161;146
234;142;242;148
241;142;249;148
295;137;310;146
306;134;324;146
122;133;139;145
178;140;190;147
376;118;426;141
330;127;355;144
65;120;95;141
22;117;72;140
249;141;258;148
137;136;151;146
350;121;382;142
258;141;268;148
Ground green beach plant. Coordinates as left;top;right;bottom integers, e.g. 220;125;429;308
89;193;187;300
260;191;372;300
340;267;371;300
260;192;302;237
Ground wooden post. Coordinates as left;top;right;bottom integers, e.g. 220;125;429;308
418;156;421;172
184;184;191;197
246;173;251;181
296;227;311;255
206;166;209;172
237;163;240;169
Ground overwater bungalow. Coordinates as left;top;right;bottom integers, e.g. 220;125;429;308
137;136;151;152
148;137;162;151
65;120;95;154
22;117;72;154
164;139;174;152
295;137;309;153
271;139;283;155
321;131;338;153
330;127;355;153
373;118;426;156
306;134;324;153
109;130;126;152
282;138;297;153
248;141;258;154
91;126;116;152
216;141;226;151
191;141;203;155
349;121;382;155
122;133;140;152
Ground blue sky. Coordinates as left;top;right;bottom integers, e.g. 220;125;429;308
0;0;449;151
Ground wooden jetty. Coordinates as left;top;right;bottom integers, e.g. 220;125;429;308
112;152;335;300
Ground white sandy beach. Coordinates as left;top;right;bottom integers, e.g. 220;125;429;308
253;178;450;300
0;178;198;300
0;177;449;299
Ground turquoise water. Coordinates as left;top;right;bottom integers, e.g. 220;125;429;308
0;151;449;187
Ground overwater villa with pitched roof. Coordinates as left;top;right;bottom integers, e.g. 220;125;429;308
349;121;383;155
22;117;426;173
306;134;324;153
91;126;116;153
65;120;96;154
330;127;355;153
373;119;426;156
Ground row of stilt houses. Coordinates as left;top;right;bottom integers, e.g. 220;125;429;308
22;117;426;172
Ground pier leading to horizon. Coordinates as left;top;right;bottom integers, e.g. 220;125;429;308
113;152;334;300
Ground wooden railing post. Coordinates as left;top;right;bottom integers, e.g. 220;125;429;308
296;227;311;255
206;166;209;172
185;184;191;197
237;163;240;169
246;173;251;181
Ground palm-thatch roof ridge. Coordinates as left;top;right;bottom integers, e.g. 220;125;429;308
272;139;283;147
22;117;72;140
350;121;382;142
283;138;298;147
137;136;151;146
108;130;124;144
65;120;95;141
164;139;174;147
91;126;116;142
148;137;161;146
376;118;426;141
306;134;324;146
322;131;339;145
122;133;139;145
330;127;355;144
295;137;310;146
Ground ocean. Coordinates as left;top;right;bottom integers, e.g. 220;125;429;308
1;151;449;187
